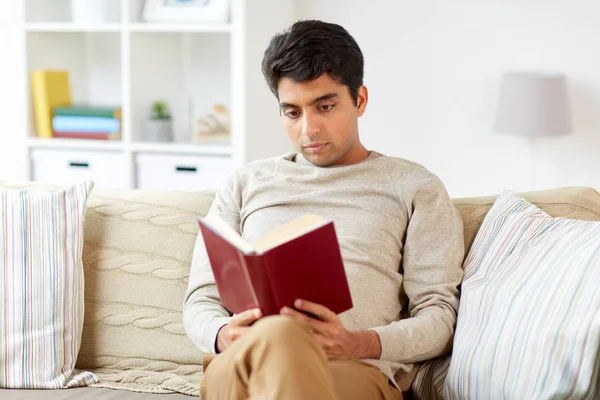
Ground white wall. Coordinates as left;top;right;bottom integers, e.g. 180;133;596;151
243;0;297;162
296;0;600;197
0;2;26;181
2;1;599;197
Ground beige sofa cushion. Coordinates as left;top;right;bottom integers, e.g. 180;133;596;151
0;181;216;397
454;186;600;254
77;187;215;396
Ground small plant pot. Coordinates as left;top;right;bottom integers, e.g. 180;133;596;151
145;119;173;142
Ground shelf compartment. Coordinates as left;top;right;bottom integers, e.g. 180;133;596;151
25;0;121;23
130;31;231;144
27;31;122;140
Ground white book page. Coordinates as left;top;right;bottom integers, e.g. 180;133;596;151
253;214;328;253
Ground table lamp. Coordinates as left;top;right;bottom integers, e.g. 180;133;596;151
494;71;572;189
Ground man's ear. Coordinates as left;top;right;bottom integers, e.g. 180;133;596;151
356;85;368;117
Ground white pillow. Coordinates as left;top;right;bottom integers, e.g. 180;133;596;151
445;190;600;399
0;181;98;388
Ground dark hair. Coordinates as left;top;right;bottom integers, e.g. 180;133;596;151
261;20;364;105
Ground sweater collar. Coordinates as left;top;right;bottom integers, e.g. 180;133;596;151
288;150;382;168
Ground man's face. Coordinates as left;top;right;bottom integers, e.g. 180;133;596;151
277;73;368;167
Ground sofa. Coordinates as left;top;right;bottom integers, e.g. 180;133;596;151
1;181;599;400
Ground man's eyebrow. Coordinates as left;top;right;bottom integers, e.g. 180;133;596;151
279;101;297;109
310;93;338;105
279;93;339;109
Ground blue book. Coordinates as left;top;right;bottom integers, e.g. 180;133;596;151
52;116;120;133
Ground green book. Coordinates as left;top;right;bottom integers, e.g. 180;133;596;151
53;106;121;119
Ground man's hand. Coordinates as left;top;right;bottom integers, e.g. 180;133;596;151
216;308;262;353
280;299;381;360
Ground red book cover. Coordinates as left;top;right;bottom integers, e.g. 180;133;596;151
52;132;120;140
197;214;353;316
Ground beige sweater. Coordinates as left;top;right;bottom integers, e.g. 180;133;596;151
183;151;465;388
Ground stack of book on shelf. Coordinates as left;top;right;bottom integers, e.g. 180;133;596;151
52;106;122;140
30;69;122;141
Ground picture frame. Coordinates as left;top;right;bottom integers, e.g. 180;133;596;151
142;0;230;24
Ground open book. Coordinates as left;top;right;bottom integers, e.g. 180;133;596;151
197;213;353;317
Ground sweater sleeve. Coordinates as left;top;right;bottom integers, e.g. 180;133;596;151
182;173;243;354
371;173;465;364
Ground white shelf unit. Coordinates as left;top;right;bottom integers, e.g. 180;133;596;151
25;23;123;32
129;23;233;33
22;0;295;190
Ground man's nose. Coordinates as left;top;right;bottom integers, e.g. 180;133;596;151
301;113;320;138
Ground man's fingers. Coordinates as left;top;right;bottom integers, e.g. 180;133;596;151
294;299;336;322
232;308;262;326
314;334;333;350
280;306;327;333
229;326;250;341
217;310;261;352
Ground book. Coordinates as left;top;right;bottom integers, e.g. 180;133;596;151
52;116;120;133
53;106;122;119
52;132;121;141
197;213;353;317
31;70;72;139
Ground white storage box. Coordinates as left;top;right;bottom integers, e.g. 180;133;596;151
30;148;129;189
135;153;233;191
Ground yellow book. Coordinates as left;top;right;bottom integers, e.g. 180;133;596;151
31;70;71;138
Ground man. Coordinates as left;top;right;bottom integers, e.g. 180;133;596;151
183;20;464;400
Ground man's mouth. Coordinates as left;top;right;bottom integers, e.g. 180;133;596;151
303;143;328;153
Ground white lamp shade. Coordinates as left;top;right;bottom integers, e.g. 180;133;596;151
494;71;572;137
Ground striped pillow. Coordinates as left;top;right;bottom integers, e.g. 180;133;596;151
0;181;98;388
445;190;600;399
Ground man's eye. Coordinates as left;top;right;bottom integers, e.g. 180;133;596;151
285;110;300;118
320;104;335;111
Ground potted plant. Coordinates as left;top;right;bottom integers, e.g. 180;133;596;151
145;100;173;142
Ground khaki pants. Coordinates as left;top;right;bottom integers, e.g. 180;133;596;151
201;316;403;400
